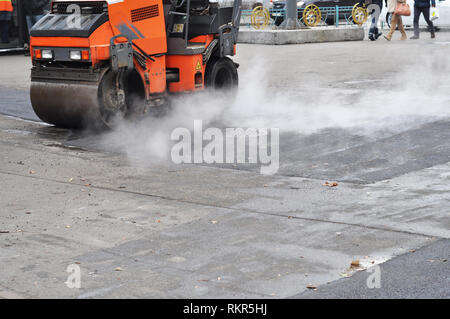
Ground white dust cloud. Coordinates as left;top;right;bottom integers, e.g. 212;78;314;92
101;43;450;163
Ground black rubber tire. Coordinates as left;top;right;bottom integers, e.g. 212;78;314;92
386;12;393;28
252;2;263;9
325;17;335;26
205;57;239;91
273;16;284;26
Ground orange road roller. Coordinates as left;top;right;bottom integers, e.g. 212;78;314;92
29;0;242;128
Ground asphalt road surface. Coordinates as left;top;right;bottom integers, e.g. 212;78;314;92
0;30;449;298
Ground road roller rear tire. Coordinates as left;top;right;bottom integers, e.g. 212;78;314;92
205;57;239;91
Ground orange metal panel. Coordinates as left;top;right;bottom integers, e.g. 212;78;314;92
166;54;205;93
30;22;115;67
147;56;166;93
107;0;167;55
89;22;115;64
30;37;89;48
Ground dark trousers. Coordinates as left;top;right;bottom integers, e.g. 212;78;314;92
0;20;9;43
414;6;434;36
369;4;382;36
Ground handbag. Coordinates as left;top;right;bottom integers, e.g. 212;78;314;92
431;7;439;21
394;1;411;16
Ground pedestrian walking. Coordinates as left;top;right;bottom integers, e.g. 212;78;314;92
384;0;408;41
368;0;383;41
410;0;436;39
0;0;13;44
24;0;50;32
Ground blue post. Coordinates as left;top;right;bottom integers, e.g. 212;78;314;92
335;6;339;27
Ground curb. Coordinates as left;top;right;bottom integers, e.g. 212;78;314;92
238;26;365;45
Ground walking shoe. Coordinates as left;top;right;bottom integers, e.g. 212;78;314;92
410;35;419;39
431;32;435;39
369;34;375;41
384;35;391;41
400;34;407;40
375;32;382;40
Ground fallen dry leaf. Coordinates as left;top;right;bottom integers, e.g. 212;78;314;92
323;181;338;187
115;267;123;272
350;260;360;268
306;284;317;290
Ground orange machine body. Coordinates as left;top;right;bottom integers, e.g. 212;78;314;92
30;0;212;96
29;0;241;128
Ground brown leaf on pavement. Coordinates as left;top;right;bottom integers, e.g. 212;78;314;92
323;181;338;187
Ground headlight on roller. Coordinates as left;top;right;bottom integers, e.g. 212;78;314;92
42;49;53;60
70;50;82;61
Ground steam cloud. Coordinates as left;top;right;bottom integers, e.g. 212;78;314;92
100;43;450;164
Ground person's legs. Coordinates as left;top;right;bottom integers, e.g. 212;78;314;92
371;5;382;39
422;6;435;37
0;20;9;43
412;6;421;38
385;13;398;40
372;9;381;39
397;15;407;40
369;16;377;40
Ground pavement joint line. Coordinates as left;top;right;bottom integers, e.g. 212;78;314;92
0;170;440;240
0;113;47;125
